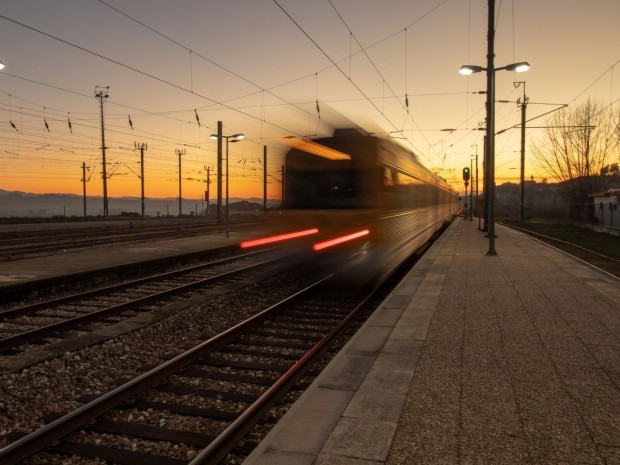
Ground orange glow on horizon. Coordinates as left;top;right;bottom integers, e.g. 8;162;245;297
0;136;282;200
0;171;281;201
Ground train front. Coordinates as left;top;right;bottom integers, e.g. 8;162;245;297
243;132;385;283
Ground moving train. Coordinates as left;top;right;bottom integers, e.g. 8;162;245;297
242;128;459;284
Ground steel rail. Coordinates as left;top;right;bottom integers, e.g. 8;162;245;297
0;220;262;260
0;274;333;465
0;254;282;351
0;248;274;318
189;278;381;465
503;223;620;263
0;219;263;245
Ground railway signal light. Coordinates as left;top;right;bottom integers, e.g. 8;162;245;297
463;167;471;182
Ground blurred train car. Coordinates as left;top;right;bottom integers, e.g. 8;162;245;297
243;128;458;284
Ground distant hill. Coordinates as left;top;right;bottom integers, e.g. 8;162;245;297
0;189;281;218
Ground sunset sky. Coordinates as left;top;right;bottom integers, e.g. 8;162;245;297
0;0;618;210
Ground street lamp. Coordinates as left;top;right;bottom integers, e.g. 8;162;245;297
209;132;245;237
0;60;5;70
459;62;530;75
459;60;529;254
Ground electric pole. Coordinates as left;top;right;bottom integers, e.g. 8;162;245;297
263;145;267;211
135;142;147;219
281;164;285;208
81;162;88;217
472;144;479;227
176;148;186;216
95;86;109;217
216;120;223;220
515;81;528;223
204;165;212;217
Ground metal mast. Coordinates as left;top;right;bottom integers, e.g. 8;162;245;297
95;86;109;217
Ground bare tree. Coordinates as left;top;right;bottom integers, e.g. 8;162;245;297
531;98;620;204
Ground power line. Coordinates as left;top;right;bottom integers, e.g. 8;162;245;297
272;0;397;130
272;0;438;166
0;73;217;136
264;0;452;96
95;0;335;133
570;58;620;105
328;0;406;117
0;13;306;138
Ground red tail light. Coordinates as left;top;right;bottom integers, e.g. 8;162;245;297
312;229;370;251
240;228;319;249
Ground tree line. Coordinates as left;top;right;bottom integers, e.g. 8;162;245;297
532;98;620;204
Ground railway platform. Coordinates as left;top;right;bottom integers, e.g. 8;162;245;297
0;232;244;289
244;218;620;465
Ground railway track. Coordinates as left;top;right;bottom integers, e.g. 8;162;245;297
503;223;620;278
0;220;261;262
0;249;282;359
0;273;382;465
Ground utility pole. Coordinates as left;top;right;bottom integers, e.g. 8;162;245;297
95;86;109;217
469;156;474;221
176;149;186;216
263;145;267;211
204;165;212;217
81;162;88;217
482;128;488;232
281;164;285;208
515;81;528;223
135;142;147;219
472;145;479;227
216;120;223;220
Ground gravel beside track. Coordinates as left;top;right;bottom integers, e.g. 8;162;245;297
0;271;311;450
0;251;283;369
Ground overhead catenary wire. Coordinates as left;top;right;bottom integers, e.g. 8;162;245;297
0;13;307;139
0;0;458;150
95;0;337;134
272;0;440;169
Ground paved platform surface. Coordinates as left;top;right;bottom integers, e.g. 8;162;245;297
244;219;620;465
0;233;241;288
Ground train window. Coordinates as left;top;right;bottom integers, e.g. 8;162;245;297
382;166;430;209
383;167;424;187
285;168;364;208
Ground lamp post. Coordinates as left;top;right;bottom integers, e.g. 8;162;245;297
210;132;245;237
458;0;530;255
459;58;529;253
